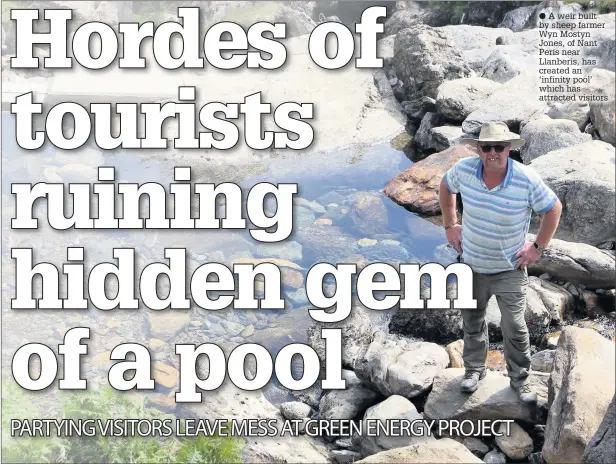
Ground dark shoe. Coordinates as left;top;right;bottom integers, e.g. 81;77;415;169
511;381;538;405
460;370;486;393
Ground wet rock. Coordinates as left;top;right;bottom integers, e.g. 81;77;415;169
520;117;591;163
436;77;502;122
543;327;616;464
483;450;507;464
152;361;180;389
356;438;483;463
297;225;359;264
354;331;449;398
495;422;533;460
446;339;465;368
528;234;616;289
498;5;537;32
308;305;374;369
318;386;382;421
462;73;547;134
355;395;431;457
531;350;555;373
390;306;462;343
401;96;436;120
348;192;389;236
148;312;190;341
582;395;616;464
424;369;547;423
394;25;473;100
280;401;311;420
291;384;323;409
529;141;616;247
384;145;478;215
255;241;303;262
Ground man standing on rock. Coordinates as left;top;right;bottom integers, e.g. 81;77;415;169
438;122;562;404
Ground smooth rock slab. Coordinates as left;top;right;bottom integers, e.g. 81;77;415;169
520;116;591;164
424;369;546;423
356;439;483;463
354;331;449;398
462;73;547;134
543;327;616;464
280;401;312;420
528;234;616;289
318;386;382;421
355;395;432;457
436;77;502;122
529;141;615;247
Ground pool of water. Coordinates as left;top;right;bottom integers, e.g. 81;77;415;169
2;111;457;403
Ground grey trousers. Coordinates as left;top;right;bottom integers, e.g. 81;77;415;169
460;268;531;386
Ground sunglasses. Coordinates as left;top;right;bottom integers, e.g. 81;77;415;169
480;144;509;153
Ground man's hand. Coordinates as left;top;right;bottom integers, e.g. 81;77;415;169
446;224;463;254
515;241;541;269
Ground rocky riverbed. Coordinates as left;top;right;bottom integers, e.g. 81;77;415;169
2;1;615;463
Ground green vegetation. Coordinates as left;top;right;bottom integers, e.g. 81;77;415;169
2;382;243;464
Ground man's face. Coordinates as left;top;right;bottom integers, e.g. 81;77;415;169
478;143;511;173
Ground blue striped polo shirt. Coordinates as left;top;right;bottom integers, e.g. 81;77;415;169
444;156;558;274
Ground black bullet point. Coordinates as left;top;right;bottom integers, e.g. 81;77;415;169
539;12;546;19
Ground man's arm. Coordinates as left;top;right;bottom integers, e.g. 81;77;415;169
439;177;462;253
534;198;562;248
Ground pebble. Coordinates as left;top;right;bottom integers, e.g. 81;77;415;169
358;238;377;247
483;450;507;464
240;325;255;338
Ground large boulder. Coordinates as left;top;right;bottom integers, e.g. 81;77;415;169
481;47;536;83
528;276;575;324
318;386;382;421
393;25;473;100
354;395;432;457
529;141;616;247
413;113;466;152
462;73;547;134
436;77;502;122
354;331;449;398
356;439;483;463
436;25;514;51
495;422;534;460
528;234;616;290
498;5;538;32
307;305;374;369
424;369;549;423
543;327;616;464
581;395;616;464
384;5;428;37
383;145;478;215
520;116;591;163
590;99;616;146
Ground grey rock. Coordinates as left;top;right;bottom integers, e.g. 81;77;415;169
483;450;507;464
430;126;467;152
401;96;436;120
529;141;616;247
414;112;444;151
547;100;591;131
436;25;514;51
520;116;591;163
531;349;555;373
348;191;389;236
482;47;535;83
291;383;323;409
544;327;616;464
582;395;616;464
318;386;382;421
355;395;432;457
463;73;547;134
436;77;502;122
590;99;616;146
394;25;473;100
495;422;533;460
330;449;362;464
384;6;427;37
460;437;490;458
424;369;548;423
527;234;616;290
307;305;374;369
354;331;449;398
498;5;537;32
528;277;575;324
355;438;483;463
280;401;312;420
